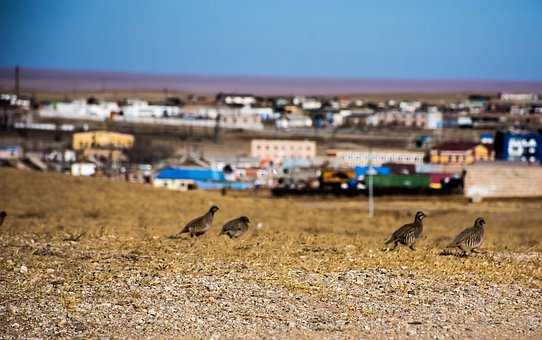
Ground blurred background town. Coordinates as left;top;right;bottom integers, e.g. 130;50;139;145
1;66;542;202
1;0;542;204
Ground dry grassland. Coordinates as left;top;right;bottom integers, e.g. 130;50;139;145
0;168;541;338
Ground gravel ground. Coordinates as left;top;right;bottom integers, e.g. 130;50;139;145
1;243;541;339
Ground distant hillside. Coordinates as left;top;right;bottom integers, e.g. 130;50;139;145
1;67;542;96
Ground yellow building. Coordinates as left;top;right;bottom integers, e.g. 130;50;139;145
430;142;493;165
72;131;135;150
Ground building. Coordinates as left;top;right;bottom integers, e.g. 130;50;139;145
40;99;119;120
153;166;250;191
399;101;422;113
465;163;542;201
0;145;23;160
217;93;256;106
121;99;181;118
494;131;542;163
326;148;425;167
275;115;313;129
500;93;539;102
71;163;97;176
181;105;264;130
426;110;443;130
251;139;316;164
430;141;494;165
72;131;135;150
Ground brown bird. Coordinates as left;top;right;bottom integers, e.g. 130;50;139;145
178;205;219;237
219;216;250;239
446;217;486;256
0;211;6;226
384;211;426;251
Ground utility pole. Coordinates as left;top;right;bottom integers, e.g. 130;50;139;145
368;148;375;218
15;66;20;97
213;113;221;143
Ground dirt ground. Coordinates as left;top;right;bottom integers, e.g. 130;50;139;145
0;168;541;339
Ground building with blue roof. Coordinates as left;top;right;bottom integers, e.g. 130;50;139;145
153;166;251;191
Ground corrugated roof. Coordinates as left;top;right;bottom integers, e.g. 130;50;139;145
155;166;225;181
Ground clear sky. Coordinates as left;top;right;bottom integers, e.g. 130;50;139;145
1;0;541;81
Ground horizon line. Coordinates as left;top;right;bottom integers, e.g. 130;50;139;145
1;66;542;96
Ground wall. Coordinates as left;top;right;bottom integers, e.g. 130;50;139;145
464;163;542;199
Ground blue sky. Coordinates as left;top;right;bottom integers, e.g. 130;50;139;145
1;0;541;80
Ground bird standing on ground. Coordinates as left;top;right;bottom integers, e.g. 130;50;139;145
384;211;426;251
0;211;6;226
446;217;486;256
178;205;219;237
219;216;250;239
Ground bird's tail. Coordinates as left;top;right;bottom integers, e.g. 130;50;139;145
445;237;461;248
169;227;189;239
384;236;394;245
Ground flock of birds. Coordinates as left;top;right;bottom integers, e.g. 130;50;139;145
175;206;487;256
0;206;486;256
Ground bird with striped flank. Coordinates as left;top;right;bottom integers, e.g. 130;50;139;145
219;216;250;239
384;211;426;251
446;217;486;256
178;205;219;238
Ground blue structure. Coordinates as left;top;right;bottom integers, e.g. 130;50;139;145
155;166;225;181
480;132;494;144
347;166;391;189
494;131;542;163
354;166;391;178
155;166;251;190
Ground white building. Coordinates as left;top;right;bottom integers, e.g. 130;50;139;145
426;111;443;129
276;114;312;129
399;101;422;113
331;109;352;127
500;93;539;102
327;148;425;167
121;99;181;118
40;100;119;120
240;106;276;120
221;94;256;106
1;93;30;109
71;163;96;176
301;99;322;110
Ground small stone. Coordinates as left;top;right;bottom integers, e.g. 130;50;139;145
8;305;18;314
19;265;28;274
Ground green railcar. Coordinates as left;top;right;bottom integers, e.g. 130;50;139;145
370;174;431;190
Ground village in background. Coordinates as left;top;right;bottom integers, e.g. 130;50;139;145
2;67;542;203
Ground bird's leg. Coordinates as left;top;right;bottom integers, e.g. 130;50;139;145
409;243;417;251
390;241;399;251
458;245;469;257
471;248;481;253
